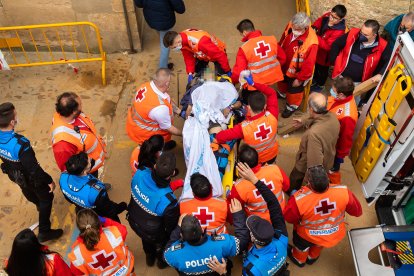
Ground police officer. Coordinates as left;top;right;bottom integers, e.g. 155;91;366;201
164;199;249;275
127;151;180;269
59;152;127;223
239;162;289;275
0;102;63;242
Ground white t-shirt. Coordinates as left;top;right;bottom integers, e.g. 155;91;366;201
148;81;172;130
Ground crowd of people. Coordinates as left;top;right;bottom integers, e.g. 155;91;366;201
1;2;413;275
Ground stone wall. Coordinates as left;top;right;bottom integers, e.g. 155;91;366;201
309;0;412;30
0;0;141;53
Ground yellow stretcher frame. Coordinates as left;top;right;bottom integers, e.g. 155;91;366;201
351;64;412;182
0;22;106;85
222;116;236;198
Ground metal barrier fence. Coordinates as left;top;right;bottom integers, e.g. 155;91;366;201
0;22;106;85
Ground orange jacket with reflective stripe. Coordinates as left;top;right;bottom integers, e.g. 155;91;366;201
126;82;172;145
51;113;106;173
130;145;140;174
68;226;134;275
234;164;286;222
281;22;319;79
182;29;226;61
180;196;228;234
241;111;278;163
241;35;284;89
294;184;349;247
327;96;358;122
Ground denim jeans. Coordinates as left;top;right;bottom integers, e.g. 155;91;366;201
159;30;170;68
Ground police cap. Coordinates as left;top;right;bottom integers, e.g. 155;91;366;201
246;215;274;246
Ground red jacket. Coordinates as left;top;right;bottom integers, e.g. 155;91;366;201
312;12;346;66
328;95;357;159
231;30;287;84
332;28;388;81
283;186;362;225
215;82;278;143
70;218;128;275
279;28;318;81
180;32;230;74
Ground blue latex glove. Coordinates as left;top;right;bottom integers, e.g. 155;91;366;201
244;74;254;86
98;216;106;224
188;73;193;84
226;71;232;77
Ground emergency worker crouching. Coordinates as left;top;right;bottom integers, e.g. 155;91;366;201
59;152;127;223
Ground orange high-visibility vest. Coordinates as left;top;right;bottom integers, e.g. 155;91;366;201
51;112;106;173
294;184;349;247
182;29;226;61
241;35;284;90
281;22;318;79
241;111;278;163
126;82;173;145
180;197;228;235
234;164;286;222
68;226;134;275
130;145;140;174
327;96;358;123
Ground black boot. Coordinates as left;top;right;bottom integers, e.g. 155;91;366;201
146;254;156;267
38;229;63;243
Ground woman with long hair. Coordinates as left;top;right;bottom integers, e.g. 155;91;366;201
130;134;164;173
68;209;135;275
5;229;71;276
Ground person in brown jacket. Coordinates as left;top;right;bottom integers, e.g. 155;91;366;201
286;93;340;195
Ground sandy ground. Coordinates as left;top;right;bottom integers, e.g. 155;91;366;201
0;1;380;275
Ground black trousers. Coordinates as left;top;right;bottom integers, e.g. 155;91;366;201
293;230;315;250
21;183;53;233
195;59;226;76
312;63;330;87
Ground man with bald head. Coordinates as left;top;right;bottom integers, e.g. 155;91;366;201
287;92;340;194
126;68;182;147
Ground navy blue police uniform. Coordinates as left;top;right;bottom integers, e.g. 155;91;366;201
127;167;180;262
0;130;54;233
242;180;289;276
59;173;125;222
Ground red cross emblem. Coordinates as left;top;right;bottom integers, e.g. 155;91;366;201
254;41;271;58
254;123;272;141
253;179;275;198
89;250;116;270
193;207;214;226
315;199;336;216
336;108;343;116
135;87;147;102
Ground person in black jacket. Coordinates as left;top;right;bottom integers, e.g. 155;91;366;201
0;102;63;242
127;152;180;269
209;162;289;276
134;0;185;69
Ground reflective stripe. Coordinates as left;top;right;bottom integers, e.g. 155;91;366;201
86;139;98;154
246;201;267;207
302;212;345;226
248;55;278;67
132;108;158;125
132;117;161;132
246;206;267;213
207;224;226;234
132;193;158;216
250;62;280;74
295;190;313;201
287;68;296;74
249;134;277;153
91;151;104;170
51;125;83;144
72;245;84;267
103;228;123;248
303;216;345;230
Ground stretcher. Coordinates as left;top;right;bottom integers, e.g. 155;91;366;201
222;116;236;198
